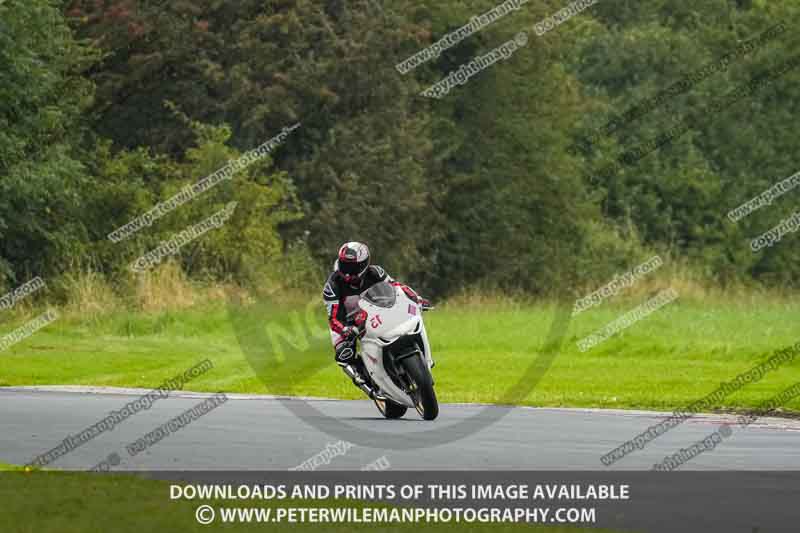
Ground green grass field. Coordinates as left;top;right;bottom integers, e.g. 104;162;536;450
1;293;799;414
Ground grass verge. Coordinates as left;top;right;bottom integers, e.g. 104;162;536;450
0;293;798;414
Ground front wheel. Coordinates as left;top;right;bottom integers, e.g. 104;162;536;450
374;398;407;419
401;355;438;420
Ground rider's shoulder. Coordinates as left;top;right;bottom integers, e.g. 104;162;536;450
322;272;340;300
368;265;389;281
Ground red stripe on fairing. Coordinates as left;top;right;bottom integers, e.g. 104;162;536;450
391;282;419;303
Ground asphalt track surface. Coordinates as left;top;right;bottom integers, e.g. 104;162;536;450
1;387;798;470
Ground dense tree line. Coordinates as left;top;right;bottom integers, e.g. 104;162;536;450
1;0;798;297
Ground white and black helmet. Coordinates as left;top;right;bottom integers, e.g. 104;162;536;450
335;242;370;284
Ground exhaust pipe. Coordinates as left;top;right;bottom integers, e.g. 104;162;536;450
340;363;380;399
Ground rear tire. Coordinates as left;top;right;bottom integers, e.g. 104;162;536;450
401;355;438;420
374;398;407;419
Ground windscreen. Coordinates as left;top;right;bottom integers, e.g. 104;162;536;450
362;281;396;308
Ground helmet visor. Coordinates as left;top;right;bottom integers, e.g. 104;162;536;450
339;258;369;277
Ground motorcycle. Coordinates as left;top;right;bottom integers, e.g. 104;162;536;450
351;281;438;420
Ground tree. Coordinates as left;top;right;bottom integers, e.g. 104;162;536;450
0;0;98;286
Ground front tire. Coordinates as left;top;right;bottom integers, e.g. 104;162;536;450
401;355;438;420
374;398;407;419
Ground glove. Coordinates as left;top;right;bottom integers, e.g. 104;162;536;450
419;298;433;311
354;309;368;328
342;326;360;339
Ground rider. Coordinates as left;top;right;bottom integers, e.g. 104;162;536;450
323;241;431;399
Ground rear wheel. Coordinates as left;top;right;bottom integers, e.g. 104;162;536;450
374;398;407;419
401;355;438;420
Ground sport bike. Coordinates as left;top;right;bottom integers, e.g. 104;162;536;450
352;281;438;420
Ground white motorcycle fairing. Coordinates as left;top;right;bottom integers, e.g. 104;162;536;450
357;285;433;408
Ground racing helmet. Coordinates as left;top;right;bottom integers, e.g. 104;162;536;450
335;242;370;285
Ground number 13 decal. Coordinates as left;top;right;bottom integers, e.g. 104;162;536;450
370;315;383;329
